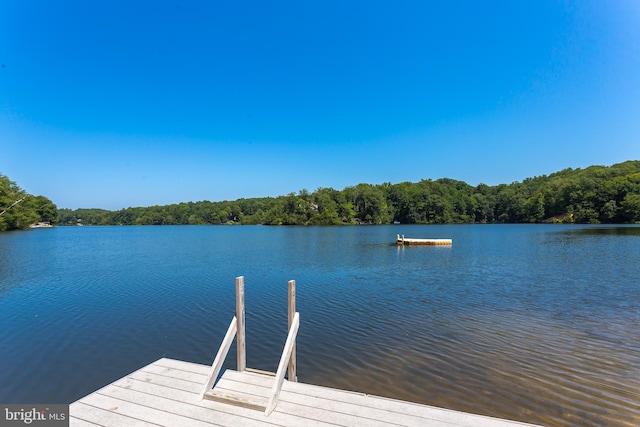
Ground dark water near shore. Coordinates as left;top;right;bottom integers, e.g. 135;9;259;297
1;224;639;426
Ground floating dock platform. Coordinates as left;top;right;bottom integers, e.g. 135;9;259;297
396;234;453;246
69;277;536;427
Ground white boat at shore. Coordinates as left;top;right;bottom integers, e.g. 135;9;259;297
29;222;53;228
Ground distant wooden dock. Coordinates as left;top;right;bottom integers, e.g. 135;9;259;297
69;276;536;427
396;234;453;246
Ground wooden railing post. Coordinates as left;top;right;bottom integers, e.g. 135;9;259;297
199;316;238;400
288;280;297;382
236;276;246;372
265;312;300;416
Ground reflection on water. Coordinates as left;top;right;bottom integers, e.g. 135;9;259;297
564;225;640;236
0;224;639;427
302;308;640;427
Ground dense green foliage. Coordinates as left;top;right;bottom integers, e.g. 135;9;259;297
58;161;640;226
0;174;58;231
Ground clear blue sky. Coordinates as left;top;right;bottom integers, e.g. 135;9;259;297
2;1;639;210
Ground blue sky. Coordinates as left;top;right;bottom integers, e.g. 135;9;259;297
2;1;639;210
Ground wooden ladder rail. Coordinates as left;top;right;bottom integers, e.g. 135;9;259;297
287;279;297;383
200;276;300;417
199;277;247;400
265;311;299;415
199;315;237;400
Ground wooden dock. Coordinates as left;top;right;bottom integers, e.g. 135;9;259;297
69;276;537;426
69;357;538;426
396;234;453;246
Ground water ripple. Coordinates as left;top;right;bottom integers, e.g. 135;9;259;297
1;225;639;427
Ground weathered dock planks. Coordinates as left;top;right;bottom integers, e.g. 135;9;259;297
69;358;539;427
396;234;453;245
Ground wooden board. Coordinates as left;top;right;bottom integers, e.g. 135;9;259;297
70;358;539;427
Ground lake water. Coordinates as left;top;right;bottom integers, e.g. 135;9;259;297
1;224;639;426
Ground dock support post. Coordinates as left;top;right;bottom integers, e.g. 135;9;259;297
236;276;246;372
288;280;297;382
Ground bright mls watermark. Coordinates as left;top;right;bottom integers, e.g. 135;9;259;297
1;405;68;426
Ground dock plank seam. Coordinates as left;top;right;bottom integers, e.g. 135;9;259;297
220;373;419;424
268;399;411;427
69;418;104;427
134;369;204;391
276;378;501;424
86;392;225;427
155;358;212;374
211;378;408;427
70;418;102;427
139;366;205;384
214;377;416;427
104;388;266;426
71;401;165;427
123;375;201;396
223;371;526;426
359;393;533;426
212;383;268;401
107;375;327;427
91;387;228;427
262;392;425;427
222;371;517;427
224;372;412;416
286;391;460;425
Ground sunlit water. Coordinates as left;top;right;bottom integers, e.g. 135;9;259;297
1;224;638;426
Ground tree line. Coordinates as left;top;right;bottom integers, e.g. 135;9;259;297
0;174;57;231
56;161;640;226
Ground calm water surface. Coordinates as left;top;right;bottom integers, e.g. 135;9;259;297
0;225;639;426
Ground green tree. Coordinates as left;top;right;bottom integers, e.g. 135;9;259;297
524;192;545;223
620;194;640;223
1;174;55;230
600;200;618;222
350;184;391;224
27;196;58;224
